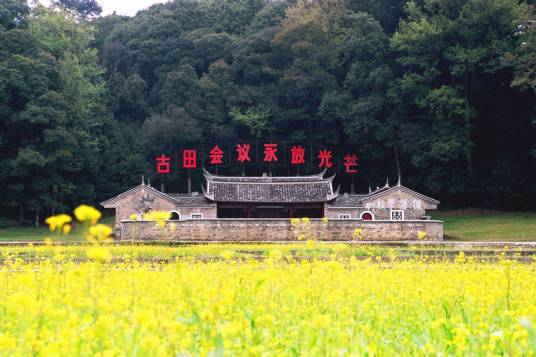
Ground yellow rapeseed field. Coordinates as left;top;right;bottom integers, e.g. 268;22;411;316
1;206;535;355
0;246;536;356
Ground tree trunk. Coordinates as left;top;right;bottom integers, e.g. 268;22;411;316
394;144;401;185
464;62;473;172
19;203;23;224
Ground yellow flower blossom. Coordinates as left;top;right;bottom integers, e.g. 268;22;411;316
74;205;101;224
0;243;534;355
45;214;72;232
417;231;428;240
130;213;138;220
86;246;111;263
352;228;363;240
144;211;171;228
87;224;113;242
63;224;72;235
221;250;234;260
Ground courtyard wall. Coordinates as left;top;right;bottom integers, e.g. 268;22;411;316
118;219;443;241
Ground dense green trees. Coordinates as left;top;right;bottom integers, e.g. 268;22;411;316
0;0;535;224
0;3;142;224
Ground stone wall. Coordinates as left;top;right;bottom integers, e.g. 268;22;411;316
119;219;443;241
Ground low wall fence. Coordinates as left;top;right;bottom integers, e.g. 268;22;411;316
118;219;443;241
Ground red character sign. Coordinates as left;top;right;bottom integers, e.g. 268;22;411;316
344;154;359;173
318;149;333;168
291;145;305;165
237;144;251;162
156;155;171;174
209;145;224;164
183;149;197;168
264;143;278;162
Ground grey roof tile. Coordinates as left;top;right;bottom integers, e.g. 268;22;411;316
327;194;366;207
203;170;336;203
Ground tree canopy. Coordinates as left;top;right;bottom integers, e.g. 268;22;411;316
0;0;535;224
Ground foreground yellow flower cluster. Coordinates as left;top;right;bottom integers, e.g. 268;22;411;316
0;246;535;356
44;205;113;261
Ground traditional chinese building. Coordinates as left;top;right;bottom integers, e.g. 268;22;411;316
101;170;443;241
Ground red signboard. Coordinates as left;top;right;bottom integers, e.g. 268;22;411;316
291;145;305;165
318;149;333;168
263;143;278;162
344;154;359;173
210;145;224;165
183;149;197;169
156;155;171;174
237;144;251;162
155;142;360;174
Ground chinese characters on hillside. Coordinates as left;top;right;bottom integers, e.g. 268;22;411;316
156;143;360;175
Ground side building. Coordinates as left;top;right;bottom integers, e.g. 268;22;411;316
101;170;443;241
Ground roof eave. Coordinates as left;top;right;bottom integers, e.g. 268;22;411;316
363;185;440;204
100;184;180;207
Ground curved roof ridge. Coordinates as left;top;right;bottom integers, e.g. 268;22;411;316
203;168;330;182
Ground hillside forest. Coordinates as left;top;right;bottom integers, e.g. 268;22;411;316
0;0;535;225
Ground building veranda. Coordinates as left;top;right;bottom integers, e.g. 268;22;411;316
101;170;443;241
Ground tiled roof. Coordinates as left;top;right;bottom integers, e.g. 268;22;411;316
203;169;327;183
327;194;367;207
203;170;337;203
166;194;214;206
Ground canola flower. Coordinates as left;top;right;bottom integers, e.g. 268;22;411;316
74;204;102;224
87;224;113;242
62;224;72;235
144;211;172;228
46;205;113;263
352;227;363;240
86;246;112;263
0;246;535;355
44;214;72;232
418;230;428;240
290;216;316;241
